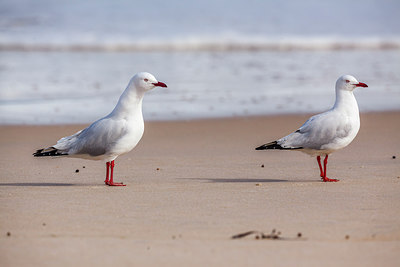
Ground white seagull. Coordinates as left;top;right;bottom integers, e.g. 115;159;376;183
33;72;167;186
256;75;368;182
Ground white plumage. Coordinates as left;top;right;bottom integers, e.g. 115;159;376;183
34;72;167;186
256;75;368;182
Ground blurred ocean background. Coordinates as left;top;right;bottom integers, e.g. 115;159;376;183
0;0;399;124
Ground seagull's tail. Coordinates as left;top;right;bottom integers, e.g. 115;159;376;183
255;141;302;150
33;147;68;157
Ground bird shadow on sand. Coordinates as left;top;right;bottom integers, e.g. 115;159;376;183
185;178;317;183
0;182;99;187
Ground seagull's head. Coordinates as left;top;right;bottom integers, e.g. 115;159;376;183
132;72;167;92
336;75;368;92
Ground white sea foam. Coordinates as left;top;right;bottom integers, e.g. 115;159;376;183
1;36;400;52
0;50;399;124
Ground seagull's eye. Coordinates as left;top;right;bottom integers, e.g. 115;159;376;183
144;78;149;82
345;80;350;83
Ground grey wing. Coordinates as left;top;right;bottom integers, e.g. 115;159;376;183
55;118;127;156
53;129;83;152
278;111;346;150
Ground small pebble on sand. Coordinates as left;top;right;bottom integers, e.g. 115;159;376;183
297;232;302;238
6;232;11;237
345;235;350;240
261;164;264;168
75;169;79;173
392;156;396;159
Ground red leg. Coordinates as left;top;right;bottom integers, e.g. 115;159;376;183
104;162;110;184
106;160;126;186
317;156;324;177
321;155;339;182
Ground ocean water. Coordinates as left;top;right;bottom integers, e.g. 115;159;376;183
0;0;399;124
1;0;399;48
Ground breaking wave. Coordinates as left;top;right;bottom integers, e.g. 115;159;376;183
1;37;400;52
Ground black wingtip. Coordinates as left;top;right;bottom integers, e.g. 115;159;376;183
33;147;68;157
255;141;303;150
255;141;281;150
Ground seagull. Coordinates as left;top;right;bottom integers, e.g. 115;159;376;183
256;75;368;182
33;72;167;186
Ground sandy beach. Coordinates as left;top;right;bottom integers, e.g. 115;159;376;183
1;111;399;267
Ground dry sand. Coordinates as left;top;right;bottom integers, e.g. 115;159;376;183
1;112;400;267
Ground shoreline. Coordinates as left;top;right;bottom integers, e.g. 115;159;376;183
1;109;399;126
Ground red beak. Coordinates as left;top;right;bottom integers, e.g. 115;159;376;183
354;82;368;88
152;81;167;88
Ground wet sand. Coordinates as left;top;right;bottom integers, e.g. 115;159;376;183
1;112;399;267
